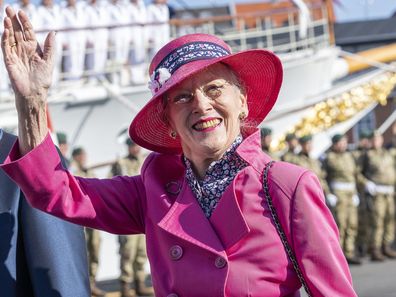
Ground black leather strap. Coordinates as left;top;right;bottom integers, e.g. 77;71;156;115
263;161;312;297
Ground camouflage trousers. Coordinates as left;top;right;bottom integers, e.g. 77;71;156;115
356;192;372;250
85;228;101;284
119;234;148;284
370;193;395;249
333;190;358;258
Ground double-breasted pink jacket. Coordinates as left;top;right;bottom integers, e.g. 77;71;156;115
1;130;357;297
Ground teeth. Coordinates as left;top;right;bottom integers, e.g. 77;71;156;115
195;119;220;130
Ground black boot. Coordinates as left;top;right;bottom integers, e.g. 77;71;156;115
383;245;396;259
371;248;385;262
346;256;362;265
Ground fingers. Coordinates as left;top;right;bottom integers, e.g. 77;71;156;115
1;27;12;59
3;17;16;52
18;10;36;42
5;6;24;45
43;31;56;64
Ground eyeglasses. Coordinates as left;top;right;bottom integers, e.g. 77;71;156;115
167;81;233;105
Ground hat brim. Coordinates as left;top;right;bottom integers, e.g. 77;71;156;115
129;49;283;154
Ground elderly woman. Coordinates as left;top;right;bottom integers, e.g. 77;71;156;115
1;7;356;297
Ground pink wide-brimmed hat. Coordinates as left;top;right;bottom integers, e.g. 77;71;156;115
129;33;283;154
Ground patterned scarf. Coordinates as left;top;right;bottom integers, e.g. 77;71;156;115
184;135;248;218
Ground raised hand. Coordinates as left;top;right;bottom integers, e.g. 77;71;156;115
1;7;55;104
1;7;55;154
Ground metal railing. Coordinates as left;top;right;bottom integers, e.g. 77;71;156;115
0;3;331;101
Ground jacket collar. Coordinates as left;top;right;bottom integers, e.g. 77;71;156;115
158;129;271;254
236;128;272;172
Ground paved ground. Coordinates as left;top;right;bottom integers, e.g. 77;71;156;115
300;258;396;297
100;258;396;297
349;258;396;297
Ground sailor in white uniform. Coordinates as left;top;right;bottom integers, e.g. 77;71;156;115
85;0;111;80
0;0;9;92
13;0;38;26
126;0;148;84
59;0;87;80
146;0;170;58
108;0;131;84
35;0;63;84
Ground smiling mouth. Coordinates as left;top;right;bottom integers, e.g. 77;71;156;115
193;119;222;131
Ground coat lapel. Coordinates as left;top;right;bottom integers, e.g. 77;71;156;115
158;179;226;257
209;174;250;250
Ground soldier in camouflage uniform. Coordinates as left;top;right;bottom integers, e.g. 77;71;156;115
56;131;70;168
323;134;361;264
292;135;330;196
281;133;299;163
260;127;278;160
353;130;372;257
70;147;106;297
110;139;153;297
361;132;396;261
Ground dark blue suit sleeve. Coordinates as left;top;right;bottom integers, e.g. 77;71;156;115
20;194;90;297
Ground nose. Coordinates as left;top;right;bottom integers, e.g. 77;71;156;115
192;90;213;114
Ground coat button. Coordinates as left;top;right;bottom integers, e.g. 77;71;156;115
215;256;227;268
169;245;183;261
167;294;178;297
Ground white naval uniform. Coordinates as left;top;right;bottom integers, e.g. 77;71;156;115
12;3;38;26
146;3;170;57
35;5;63;84
126;0;148;84
0;5;8;92
108;1;131;64
85;1;111;78
59;4;87;79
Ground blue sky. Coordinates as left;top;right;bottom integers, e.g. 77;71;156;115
4;0;396;23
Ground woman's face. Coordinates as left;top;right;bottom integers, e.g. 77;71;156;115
165;64;247;161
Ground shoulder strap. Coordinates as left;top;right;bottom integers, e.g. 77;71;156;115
263;161;312;297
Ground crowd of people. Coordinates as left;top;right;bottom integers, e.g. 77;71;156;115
0;0;171;91
261;128;396;265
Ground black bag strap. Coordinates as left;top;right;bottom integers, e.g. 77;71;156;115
263;161;313;297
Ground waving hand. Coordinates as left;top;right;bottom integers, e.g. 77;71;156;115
1;7;55;154
1;7;55;102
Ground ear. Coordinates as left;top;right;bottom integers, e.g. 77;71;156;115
239;91;248;114
162;104;177;132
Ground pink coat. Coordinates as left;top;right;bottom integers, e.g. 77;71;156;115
1;130;356;297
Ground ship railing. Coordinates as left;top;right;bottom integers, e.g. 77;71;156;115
0;3;332;101
170;3;331;53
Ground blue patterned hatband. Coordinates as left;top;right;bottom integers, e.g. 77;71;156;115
155;41;231;75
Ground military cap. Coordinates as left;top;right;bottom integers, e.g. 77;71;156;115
368;130;381;139
299;134;312;144
359;130;371;139
125;138;135;146
331;133;344;144
56;132;68;144
71;147;85;157
285;133;296;142
260;127;272;137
